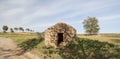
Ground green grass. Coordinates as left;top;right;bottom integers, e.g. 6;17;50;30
0;32;120;59
57;38;120;59
0;32;38;44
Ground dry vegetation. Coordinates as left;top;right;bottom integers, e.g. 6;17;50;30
0;32;120;59
77;34;120;45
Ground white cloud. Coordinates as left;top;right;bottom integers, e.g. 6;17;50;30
98;14;120;21
57;0;120;19
0;0;120;32
0;8;25;18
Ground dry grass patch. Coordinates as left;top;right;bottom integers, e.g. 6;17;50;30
77;34;120;45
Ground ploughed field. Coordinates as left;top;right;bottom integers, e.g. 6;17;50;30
0;32;120;59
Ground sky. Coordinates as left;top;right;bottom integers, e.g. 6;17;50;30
0;0;120;33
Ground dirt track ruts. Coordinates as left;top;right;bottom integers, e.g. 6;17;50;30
0;37;40;59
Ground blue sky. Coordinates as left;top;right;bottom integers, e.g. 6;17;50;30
0;0;120;33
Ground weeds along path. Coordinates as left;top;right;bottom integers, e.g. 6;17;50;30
0;37;40;59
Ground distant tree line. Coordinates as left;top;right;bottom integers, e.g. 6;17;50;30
2;16;100;35
2;26;34;33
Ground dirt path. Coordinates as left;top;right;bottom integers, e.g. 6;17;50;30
0;37;40;59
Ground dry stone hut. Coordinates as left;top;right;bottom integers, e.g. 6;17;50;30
44;22;76;48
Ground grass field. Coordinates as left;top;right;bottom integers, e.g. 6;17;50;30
77;34;120;45
0;32;120;59
0;32;38;44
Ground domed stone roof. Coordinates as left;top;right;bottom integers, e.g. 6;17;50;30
44;22;76;48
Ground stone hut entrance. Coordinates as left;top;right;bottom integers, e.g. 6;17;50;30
57;33;63;46
44;22;76;48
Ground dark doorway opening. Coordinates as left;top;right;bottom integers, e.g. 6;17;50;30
57;33;63;46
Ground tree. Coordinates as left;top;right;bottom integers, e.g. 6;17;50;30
2;25;8;33
19;27;24;32
30;30;32;32
30;30;34;32
14;27;18;32
26;28;30;32
83;17;100;35
10;28;14;33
